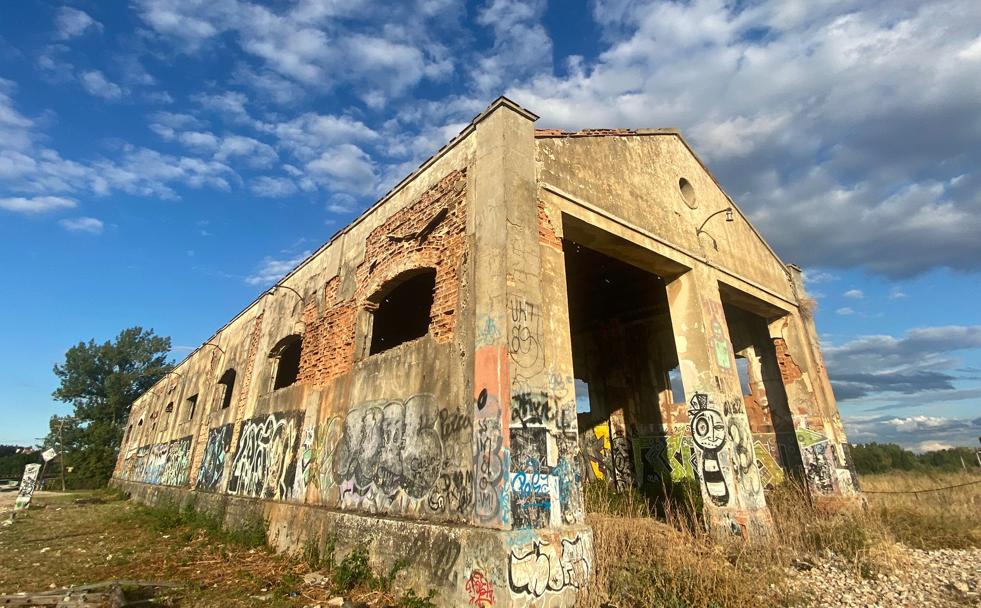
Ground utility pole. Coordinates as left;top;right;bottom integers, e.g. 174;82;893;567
59;418;66;492
57;416;75;492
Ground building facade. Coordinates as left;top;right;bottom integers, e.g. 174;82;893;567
112;98;858;607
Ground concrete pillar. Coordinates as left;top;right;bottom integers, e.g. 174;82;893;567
768;266;859;498
665;264;772;536
470;99;593;607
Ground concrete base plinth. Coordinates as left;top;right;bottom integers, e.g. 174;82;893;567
112;479;593;607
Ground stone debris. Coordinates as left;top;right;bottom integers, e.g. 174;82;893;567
786;547;980;607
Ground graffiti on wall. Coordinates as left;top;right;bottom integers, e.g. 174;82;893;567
332;395;444;506
581;424;611;482
725;410;763;503
474;416;507;523
474;345;510;527
689;393;731;506
609;429;635;491
196;424;233;492
227;411;303;500
508;533;592;599
507;297;545;384
159;436;192;487
510;426;551;529
796;427;835;494
466;570;495;607
632;427;696;487
754;439;786;488
144;443;170;485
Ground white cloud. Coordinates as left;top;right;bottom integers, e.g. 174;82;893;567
250;175;297;197
845;414;979;450
304;144;377;195
835;307;855;316
0;196;77;214
914;440;955;452
59;216;104;234
194;91;251;122
80;71;124;101
245;249;312;286
133;0;455;98
843;289;864;299
803;270;836;285
888;288;909;300
55;7;102;39
214;135;277;167
504;0;981;277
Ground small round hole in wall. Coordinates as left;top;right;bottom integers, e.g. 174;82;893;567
679;177;697;208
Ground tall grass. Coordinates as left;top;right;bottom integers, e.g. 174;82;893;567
583;469;981;608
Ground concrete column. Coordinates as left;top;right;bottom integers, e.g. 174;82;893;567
470;99;593;608
665;264;772;536
768;267;859;498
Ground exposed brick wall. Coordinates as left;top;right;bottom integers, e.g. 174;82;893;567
297;169;468;387
237;313;265;414
773;337;803;384
297;277;357;386
537;199;561;249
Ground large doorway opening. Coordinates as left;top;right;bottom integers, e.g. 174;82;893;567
719;293;804;488
563;235;696;505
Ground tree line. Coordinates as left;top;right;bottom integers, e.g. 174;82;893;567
850;442;981;475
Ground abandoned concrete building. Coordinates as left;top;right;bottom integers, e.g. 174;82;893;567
112;97;859;607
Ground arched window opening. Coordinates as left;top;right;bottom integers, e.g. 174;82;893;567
269;334;302;391
369;269;436;355
165;402;174;414
216;369;236;410
125;425;132;441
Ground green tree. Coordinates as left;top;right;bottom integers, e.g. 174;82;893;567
48;327;172;488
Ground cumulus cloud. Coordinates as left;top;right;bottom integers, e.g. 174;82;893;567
245;249;312;286
503;0;981;277
250;175;297;197
0;196;76;214
826;325;981;401
843;289;864;299
59;216;104;234
55;7;102;39
133;0;455;99
304;144;378;195
845;414;979;450
79;70;124;100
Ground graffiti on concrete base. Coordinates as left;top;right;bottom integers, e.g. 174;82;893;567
508;533;591;598
466;570;495;607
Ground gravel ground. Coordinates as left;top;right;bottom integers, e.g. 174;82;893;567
787;547;981;607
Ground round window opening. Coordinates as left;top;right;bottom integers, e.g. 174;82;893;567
679;177;697;208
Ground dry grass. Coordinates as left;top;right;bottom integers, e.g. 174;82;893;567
582;469;981;608
0;490;429;607
861;470;981;550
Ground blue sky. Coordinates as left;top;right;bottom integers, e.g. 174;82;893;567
1;0;979;451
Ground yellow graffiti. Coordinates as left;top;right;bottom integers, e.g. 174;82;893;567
591;425;611;480
754;441;785;488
